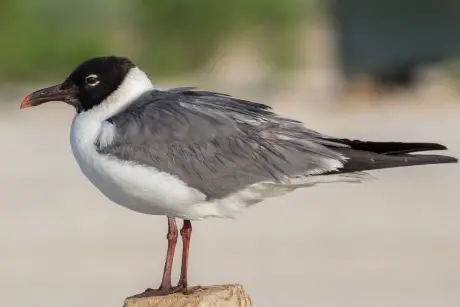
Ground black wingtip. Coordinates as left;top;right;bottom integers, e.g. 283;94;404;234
334;139;450;155
426;143;448;151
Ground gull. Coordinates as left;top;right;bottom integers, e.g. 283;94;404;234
20;56;458;297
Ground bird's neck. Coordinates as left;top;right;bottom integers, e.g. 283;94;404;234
84;67;155;122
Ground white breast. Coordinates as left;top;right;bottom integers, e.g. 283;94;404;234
70;115;207;216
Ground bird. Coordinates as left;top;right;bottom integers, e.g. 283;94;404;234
20;56;458;298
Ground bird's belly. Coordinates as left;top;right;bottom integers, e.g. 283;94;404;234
69;119;207;217
77;159;167;215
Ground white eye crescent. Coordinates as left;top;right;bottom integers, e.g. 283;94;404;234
85;74;100;86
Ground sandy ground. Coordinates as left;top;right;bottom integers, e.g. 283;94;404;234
0;92;459;307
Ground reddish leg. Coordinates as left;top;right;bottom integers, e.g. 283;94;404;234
128;217;179;298
158;217;179;290
177;220;192;289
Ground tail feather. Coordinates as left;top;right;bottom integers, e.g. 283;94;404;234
327;141;458;174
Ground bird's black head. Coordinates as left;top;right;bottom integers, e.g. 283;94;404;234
21;56;135;112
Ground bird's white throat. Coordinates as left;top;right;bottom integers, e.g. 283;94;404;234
85;67;155;121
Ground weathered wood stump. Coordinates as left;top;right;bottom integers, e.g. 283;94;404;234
124;284;252;307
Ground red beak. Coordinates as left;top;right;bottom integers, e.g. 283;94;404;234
20;94;34;109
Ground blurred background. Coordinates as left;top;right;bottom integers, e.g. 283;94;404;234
1;1;459;307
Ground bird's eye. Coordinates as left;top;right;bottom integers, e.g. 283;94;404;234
85;74;100;87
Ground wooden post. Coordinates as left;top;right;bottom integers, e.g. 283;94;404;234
124;284;252;307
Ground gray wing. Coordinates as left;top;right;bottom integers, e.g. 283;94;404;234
97;88;347;199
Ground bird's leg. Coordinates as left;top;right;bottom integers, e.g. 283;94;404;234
128;217;179;298
176;220;192;290
158;217;179;290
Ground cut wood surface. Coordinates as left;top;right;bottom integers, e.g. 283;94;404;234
124;284;252;307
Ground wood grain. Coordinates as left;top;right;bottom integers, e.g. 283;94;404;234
124;284;252;307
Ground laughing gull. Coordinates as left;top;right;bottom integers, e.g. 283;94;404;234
20;56;458;297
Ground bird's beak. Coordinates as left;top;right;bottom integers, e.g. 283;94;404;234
20;84;78;109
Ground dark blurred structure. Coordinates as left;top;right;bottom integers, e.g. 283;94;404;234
330;0;460;89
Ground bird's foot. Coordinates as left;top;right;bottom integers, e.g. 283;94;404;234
127;285;187;299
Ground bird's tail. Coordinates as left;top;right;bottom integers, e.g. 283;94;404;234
329;140;458;173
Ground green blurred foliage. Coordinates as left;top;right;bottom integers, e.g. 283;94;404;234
0;0;121;81
0;0;313;81
132;0;311;76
